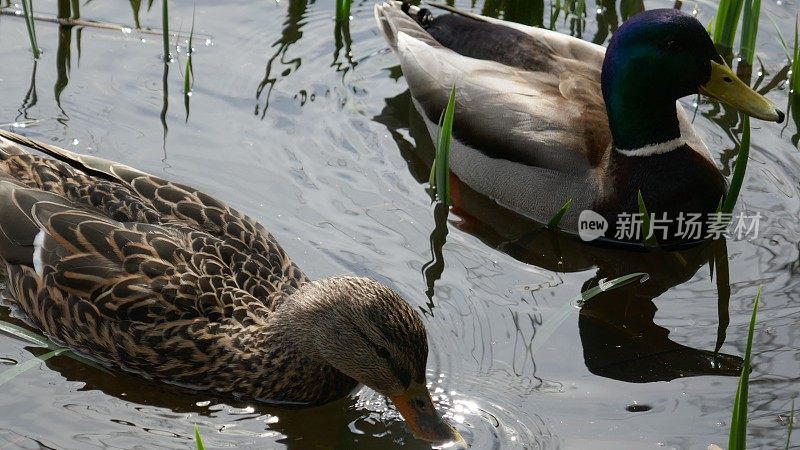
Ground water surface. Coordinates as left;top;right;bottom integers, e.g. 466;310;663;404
0;0;798;448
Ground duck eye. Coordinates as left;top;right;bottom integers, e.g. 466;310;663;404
376;346;390;359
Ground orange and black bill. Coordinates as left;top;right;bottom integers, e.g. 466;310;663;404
390;380;466;447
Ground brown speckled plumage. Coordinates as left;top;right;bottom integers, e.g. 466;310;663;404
0;131;430;407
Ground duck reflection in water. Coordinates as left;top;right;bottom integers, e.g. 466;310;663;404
376;90;743;383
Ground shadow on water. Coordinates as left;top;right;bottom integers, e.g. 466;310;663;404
375;90;744;384
54;0;80;124
255;0;309;119
332;19;356;77
16;61;38;122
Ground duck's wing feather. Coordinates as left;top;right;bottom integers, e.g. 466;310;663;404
0;131;303;261
0;134;308;325
376;3;610;172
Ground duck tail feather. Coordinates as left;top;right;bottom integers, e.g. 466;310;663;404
374;2;441;51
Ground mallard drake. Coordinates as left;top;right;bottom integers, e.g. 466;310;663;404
0;130;463;446
375;2;784;243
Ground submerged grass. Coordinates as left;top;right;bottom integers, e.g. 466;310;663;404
727;287;760;450
739;0;762;65
335;0;351;22
722;116;751;214
21;0;41;59
714;0;745;52
429;85;456;206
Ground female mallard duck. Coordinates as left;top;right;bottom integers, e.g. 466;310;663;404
375;2;784;244
0;131;463;446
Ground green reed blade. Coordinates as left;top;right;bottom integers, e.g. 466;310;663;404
549;0;561;30
0;319;112;374
432;85;456;206
429;106;446;188
0;348;68;386
739;0;761;65
162;0;170;62
722;116;751;214
786;397;795;450
335;0;351;22
184;6;195;121
714;0;745;51
530;272;650;356
21;0;40;59
0;320;51;347
195;425;206;450
547;198;572;228
728;286;760;450
765;12;790;59
792;14;800;96
637;190;655;245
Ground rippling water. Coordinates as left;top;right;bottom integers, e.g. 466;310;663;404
0;0;798;449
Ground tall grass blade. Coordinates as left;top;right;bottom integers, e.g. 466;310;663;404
0;319;112;374
637;190;655;245
184;6;195;121
547;199;572;228
722;116;751;214
0;348;68;386
195;425;206;450
765;12;790;59
727;286;760;450
21;0;41;59
162;0;170;62
786;397;795;450
0;320;51;347
430;85;456;206
739;0;761;65
792;14;800;96
713;0;745;51
335;0;352;22
529;272;650;356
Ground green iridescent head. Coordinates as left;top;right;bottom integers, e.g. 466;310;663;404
601;9;783;150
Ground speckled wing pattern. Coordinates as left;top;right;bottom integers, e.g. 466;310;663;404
0;132;308;388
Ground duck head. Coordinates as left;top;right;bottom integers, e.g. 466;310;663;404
288;276;465;447
601;9;784;151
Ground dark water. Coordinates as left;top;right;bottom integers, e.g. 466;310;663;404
0;0;798;448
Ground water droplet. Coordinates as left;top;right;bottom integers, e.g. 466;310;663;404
121;27;132;34
765;327;777;335
141;38;147;43
715;420;727;427
71;138;79;146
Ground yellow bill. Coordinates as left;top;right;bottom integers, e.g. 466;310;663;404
699;60;784;123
